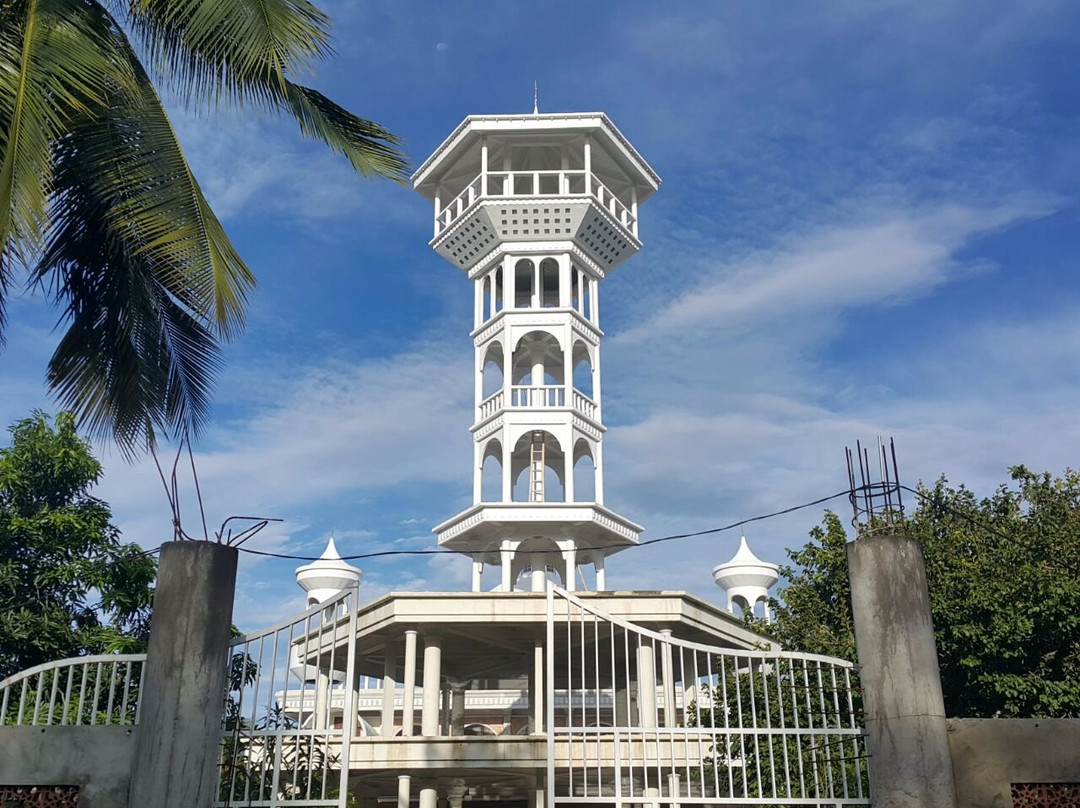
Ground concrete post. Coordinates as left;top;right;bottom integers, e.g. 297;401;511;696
402;630;418;736
397;775;411;808
381;646;397;736
449;682;467;736
127;542;238;808
847;533;957;808
419;786;437;808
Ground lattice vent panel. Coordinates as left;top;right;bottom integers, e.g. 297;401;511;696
1012;783;1080;808
577;213;629;267
498;207;576;238
0;786;79;808
444;218;496;267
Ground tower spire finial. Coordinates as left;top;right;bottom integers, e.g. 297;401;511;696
533;81;539;115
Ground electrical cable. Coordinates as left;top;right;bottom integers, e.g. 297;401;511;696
231;489;852;562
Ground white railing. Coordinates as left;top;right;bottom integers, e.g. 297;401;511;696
572;390;597;421
217;588;359;808
546;586;870;806
478;390;504;420
435;170;638;237
0;654;146;727
511;385;565;408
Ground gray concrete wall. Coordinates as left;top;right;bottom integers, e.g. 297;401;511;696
126;541;238;808
847;533;956;808
0;726;136;808
948;718;1080;808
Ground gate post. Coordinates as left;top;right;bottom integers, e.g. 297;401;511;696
127;541;238;808
847;533;956;808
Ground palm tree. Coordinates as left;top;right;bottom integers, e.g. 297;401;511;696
0;0;408;456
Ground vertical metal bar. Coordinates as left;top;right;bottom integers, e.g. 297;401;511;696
62;665;74;726
760;660;776;799
623;624;633;798
90;662;103;726
775;658;792;799
711;653;724;800
830;665;850;799
32;671;44;725
691;651;702;799
120;661;132;724
228;639;245;806
746;657;762;798
47;667;60;725
2;682;11;725
323;608;338;803
134;660;146;724
17;678;28;725
565;591;574;798
788;657;805;799
104;661;117;725
546;585;555;808
339;590;359;808
816;662;836;799
801;659;819;797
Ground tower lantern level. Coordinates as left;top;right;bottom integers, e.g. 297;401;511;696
415;111;660;593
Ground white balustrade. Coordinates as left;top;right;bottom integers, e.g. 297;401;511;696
572;390;597;420
510;385;565;408
478;391;503;420
433;169;638;238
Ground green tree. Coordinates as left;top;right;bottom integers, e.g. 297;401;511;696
762;468;1080;718
0;411;156;678
1;0;407;455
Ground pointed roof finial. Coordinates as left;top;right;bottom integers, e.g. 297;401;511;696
533;80;539;115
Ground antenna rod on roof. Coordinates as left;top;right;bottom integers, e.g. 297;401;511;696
533;81;539;115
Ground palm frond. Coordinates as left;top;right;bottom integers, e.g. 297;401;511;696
0;0;133;337
282;83;409;182
126;0;331;106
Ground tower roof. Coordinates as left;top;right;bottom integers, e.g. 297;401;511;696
412;112;660;202
295;537;362;603
712;536;780;592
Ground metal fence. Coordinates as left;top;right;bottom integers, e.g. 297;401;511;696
217;588;359;808
546;586;870;806
0;654;146;727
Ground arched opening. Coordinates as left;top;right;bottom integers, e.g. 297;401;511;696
511;431;564;503
481;439;502;502
493;266;503;313
541;258;559;307
515;259;534;308
572;341;593;400
511;537;565;591
573;440;595;503
730;595;750;619
482;342;504;400
482;275;492;321
571;267;581;311
754;596;770;621
395;726;424;737
511;332;564;407
464;723;497;736
583;277;592;320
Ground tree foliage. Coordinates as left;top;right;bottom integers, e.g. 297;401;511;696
0;411;156;678
0;0;408;455
762;467;1080;718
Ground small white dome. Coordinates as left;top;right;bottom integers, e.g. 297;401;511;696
712;536;779;620
295;537;362;606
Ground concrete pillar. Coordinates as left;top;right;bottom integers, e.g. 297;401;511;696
402;630;418;737
594;554;606;591
421;635;442;736
381;646;397;736
563;546;577;592
127;542;238;808
501;546;513;591
847;534;956;808
660;630;676;728
531;564;546;592
419;786;437;808
450;682;467;736
471;558;483;592
397;775;411;808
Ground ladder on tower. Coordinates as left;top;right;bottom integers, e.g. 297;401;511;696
529;431;545;502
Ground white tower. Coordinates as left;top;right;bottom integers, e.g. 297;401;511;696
295;537;362;607
712;536;780;622
415;111;660;592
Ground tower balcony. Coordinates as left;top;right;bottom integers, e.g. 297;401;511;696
431;171;641;273
477;387;598;423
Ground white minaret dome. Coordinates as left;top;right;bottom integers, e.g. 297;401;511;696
712;536;780;622
295;537;362;607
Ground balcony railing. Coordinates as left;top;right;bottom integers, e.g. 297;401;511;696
436;170;637;238
477;387;599;421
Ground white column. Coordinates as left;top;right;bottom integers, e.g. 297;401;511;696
590;278;599;326
421;635;442;736
558;255;571;308
381;647;396;736
531;564;546;592
419;786;437;808
314;670;330;730
505;254;515;310
480;136;488;191
630;185;639;238
583;137;592;195
502;155;511;195
593;440;605;504
501;544;513;590
564;443;574;503
402;630;417;736
397;776;411;808
474;279;482;329
471;557;483;592
532;638;545;733
594;554;606;591
472;441;483;503
433;189;442;238
638;641;656;728
502;429;513;502
563;546;577;592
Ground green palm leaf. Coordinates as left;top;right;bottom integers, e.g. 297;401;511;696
0;0;135;332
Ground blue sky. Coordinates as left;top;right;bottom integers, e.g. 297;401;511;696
3;1;1079;629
